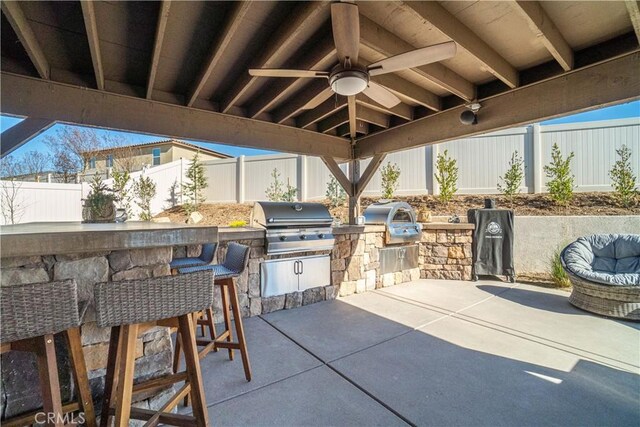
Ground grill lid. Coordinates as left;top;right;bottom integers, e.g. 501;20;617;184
363;201;417;225
252;201;333;228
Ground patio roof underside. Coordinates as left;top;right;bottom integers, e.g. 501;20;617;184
1;0;639;161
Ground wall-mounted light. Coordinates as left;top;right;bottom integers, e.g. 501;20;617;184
460;102;481;125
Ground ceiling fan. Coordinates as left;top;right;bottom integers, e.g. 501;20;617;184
249;1;456;127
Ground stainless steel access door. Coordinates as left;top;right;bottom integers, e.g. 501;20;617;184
260;255;330;297
379;245;419;275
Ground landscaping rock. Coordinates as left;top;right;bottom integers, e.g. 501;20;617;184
187;211;203;224
261;295;285;313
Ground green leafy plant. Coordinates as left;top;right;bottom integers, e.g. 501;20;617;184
380;161;401;199
549;246;571;288
229;220;247;228
544;143;575;206
435;149;458;204
265;168;297;202
182;152;208;216
609;145;638;208
84;174;116;220
111;170;133;218
498;151;525;207
133;175;157;221
325;175;346;208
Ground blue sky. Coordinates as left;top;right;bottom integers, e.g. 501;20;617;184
2;100;638;159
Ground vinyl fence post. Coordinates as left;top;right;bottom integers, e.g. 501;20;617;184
47;173;52;183
298;155;307;201
532;123;543;194
237;155;245;203
431;143;440;196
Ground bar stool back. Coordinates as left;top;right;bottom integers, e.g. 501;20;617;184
95;270;214;427
169;243;218;270
0;280;96;427
176;242;252;381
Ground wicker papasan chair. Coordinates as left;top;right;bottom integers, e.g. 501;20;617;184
561;234;640;320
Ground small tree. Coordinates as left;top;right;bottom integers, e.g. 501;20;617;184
0;179;24;224
182;152;208;215
133;175;156;221
265;168;297;202
435;149;458;203
497;150;525;206
326;175;346;208
111;170;133;218
544;143;575;206
380;162;401;199
609;145;638;208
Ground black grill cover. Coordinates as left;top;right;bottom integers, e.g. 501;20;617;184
467;209;515;278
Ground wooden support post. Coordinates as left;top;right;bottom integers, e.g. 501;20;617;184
348;159;360;225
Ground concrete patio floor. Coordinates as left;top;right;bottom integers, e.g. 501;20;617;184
189;279;640;426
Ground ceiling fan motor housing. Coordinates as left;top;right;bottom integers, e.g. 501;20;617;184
329;65;369;96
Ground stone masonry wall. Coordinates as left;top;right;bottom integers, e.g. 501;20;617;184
419;229;473;280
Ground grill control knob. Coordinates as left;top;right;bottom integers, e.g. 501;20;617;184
318;233;324;239
299;235;306;240
279;236;287;241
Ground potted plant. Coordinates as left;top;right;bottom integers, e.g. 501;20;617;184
82;175;117;223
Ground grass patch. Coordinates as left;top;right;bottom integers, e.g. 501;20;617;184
549;246;571;288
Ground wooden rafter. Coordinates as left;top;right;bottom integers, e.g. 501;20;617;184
296;96;346;129
359;16;475;102
513;1;573;71
80;1;104;90
318;109;350;133
248;36;336;118
626;1;640;45
356;105;390;128
355;52;640;158
220;1;328;113
0;117;55;158
338;120;369;137
1;1;49;79
147;0;171;99
187;2;252;107
369;74;441;111
401;2;519;88
1;72;352;160
274;79;334;124
355;93;413;121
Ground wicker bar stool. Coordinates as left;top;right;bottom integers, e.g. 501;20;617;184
95;270;214;427
0;280;96;427
176;242;252;382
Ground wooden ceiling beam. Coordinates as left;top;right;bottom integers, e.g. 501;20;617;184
513;1;573;71
187;2;252;107
369;74;441;111
80;1;104;90
220;1;328;113
360;16;475;102
147;0;171;99
248;36;336;118
356;105;390;128
355;93;413;121
347;96;357;138
401;2;519;88
295;96;346;129
273;79;332;124
1;72;352;160
338;120;369;137
1;1;49;79
355;52;640;158
625;1;640;45
318;109;350;133
0;117;55;158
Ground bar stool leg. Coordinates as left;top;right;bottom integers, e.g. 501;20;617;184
65;327;97;427
225;278;252;382
205;307;218;346
113;323;138;426
35;334;64;427
177;313;209;427
173;331;182;374
220;284;234;361
100;326;121;427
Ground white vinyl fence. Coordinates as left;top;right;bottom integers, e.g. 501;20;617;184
2;118;638;224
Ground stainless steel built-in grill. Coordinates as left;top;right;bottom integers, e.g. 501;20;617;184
251;201;335;255
363;201;422;244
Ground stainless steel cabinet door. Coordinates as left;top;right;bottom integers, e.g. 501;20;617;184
260;258;299;297
298;255;330;291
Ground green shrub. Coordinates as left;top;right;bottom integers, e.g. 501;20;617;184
435;149;458;203
325;175;346;208
549;246;571;288
380;162;401;199
182;152;208;215
544;143;575;206
265;168;297;202
497;151;524;206
111;170;133;218
609;144;638;208
134;175;156;221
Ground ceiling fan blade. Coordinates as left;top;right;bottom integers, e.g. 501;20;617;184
331;2;360;65
368;41;457;76
248;69;329;78
302;86;334;110
363;82;401;108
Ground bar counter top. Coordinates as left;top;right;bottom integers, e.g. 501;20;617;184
0;221;218;257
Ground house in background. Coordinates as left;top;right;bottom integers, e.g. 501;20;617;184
84;139;230;174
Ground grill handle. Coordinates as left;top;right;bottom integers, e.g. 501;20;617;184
267;218;333;224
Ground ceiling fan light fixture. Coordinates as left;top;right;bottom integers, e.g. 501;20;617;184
329;69;369;96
